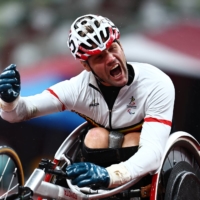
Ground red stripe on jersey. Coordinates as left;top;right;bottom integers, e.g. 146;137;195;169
47;88;66;111
144;117;172;126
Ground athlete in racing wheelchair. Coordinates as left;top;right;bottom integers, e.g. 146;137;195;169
0;14;199;199
0;124;200;200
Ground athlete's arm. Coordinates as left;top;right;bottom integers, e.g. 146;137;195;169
0;65;80;123
0;65;67;122
106;74;175;187
0;90;64;122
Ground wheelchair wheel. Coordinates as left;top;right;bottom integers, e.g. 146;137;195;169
156;137;200;200
0;146;24;199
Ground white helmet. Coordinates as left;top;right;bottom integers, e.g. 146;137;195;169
68;14;120;61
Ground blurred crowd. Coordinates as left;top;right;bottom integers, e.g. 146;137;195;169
0;0;200;71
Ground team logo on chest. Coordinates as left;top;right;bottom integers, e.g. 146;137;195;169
127;96;137;114
89;99;99;107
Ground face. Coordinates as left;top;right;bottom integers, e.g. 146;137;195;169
81;41;128;87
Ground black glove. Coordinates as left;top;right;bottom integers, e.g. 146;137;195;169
0;64;20;103
66;162;110;188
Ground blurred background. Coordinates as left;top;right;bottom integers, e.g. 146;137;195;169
0;0;200;178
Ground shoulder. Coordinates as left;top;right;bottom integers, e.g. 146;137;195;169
128;62;174;85
63;70;91;89
49;70;91;93
128;62;166;76
70;70;90;82
128;62;175;99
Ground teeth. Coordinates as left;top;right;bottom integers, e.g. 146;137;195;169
111;64;119;70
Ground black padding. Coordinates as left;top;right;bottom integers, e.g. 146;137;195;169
82;143;138;167
164;161;200;200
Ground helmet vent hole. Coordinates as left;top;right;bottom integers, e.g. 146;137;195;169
86;26;94;33
78;31;86;37
100;29;109;41
81;41;94;50
77;48;84;54
94;20;100;28
81;20;87;25
94;35;100;44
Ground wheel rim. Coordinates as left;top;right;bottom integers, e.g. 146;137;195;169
0;146;24;199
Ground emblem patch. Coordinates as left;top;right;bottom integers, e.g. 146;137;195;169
127;96;136;114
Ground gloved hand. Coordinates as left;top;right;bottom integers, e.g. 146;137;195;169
66;162;110;188
0;64;20;103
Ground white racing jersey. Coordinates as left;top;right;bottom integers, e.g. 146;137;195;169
0;62;175;180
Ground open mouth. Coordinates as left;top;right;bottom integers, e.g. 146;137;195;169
110;64;122;77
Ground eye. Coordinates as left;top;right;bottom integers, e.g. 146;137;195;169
109;44;117;52
95;54;103;61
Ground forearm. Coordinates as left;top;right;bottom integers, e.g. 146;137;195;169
106;145;162;188
124;123;170;177
0;91;63;123
123;146;161;179
106;123;171;188
0;96;27;122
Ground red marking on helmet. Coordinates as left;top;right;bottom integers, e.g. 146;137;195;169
105;27;115;49
79;46;102;55
114;29;120;39
78;53;88;60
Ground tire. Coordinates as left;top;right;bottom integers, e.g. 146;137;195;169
0;146;24;199
164;161;200;200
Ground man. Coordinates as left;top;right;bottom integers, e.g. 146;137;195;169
0;14;175;189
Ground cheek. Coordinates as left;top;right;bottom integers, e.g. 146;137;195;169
119;52;126;61
93;64;104;72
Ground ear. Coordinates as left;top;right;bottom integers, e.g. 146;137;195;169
80;61;91;72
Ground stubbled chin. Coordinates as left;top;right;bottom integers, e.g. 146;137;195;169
112;78;128;87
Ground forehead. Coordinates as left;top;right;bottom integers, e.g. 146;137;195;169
94;41;118;53
88;42;120;61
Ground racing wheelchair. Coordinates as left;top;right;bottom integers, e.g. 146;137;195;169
0;121;200;200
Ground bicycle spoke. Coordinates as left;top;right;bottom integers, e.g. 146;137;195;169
4;168;17;200
0;157;10;182
0;184;19;199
